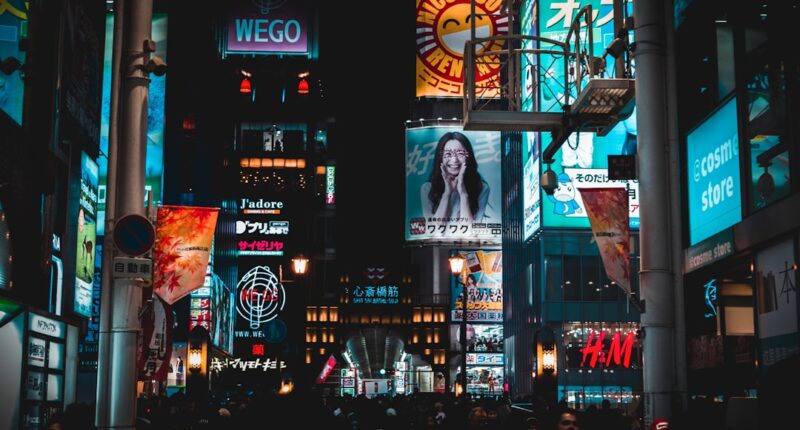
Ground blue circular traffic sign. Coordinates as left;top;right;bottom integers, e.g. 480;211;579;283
114;214;155;256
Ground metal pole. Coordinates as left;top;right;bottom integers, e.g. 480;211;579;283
633;0;675;425
460;270;468;397
663;0;688;413
95;0;124;425
100;0;154;428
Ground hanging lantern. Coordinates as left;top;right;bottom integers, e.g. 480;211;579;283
297;78;309;95
240;77;252;94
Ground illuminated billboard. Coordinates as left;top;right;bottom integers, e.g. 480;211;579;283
0;0;26;124
97;14;167;235
521;0;541;239
415;0;507;97
345;267;402;305
405;127;502;243
687;97;741;245
538;0;639;229
225;0;309;55
74;153;98;317
450;250;502;323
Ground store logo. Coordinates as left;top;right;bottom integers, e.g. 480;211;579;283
236;266;285;329
416;0;507;94
580;331;636;368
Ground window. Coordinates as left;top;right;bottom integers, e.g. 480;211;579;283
307;307;317;322
319;306;328;322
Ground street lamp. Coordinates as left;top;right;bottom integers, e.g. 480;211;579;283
449;254;468;397
279;255;310;283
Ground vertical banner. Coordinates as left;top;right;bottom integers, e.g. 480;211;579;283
415;0;507;97
153;206;219;305
578;188;631;295
139;296;173;380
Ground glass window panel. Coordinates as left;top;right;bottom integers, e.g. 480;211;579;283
48;342;64;370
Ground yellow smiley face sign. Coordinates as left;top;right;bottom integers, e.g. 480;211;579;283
416;0;507;97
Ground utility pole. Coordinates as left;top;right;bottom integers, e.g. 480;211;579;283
634;0;679;425
96;0;154;428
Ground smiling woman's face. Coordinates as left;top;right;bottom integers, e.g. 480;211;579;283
442;139;468;176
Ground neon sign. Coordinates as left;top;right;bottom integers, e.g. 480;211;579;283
236;220;289;235
580;331;636;368
210;357;287;373
236;265;285;328
326;166;335;204
350;285;399;304
704;279;718;318
237;240;285;256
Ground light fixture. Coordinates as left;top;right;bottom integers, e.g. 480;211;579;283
542;347;556;372
189;348;202;370
240;77;252;94
292;255;309;275
240;70;253;94
297;78;309;95
448;255;466;275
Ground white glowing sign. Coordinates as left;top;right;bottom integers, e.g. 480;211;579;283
236;220;290;235
236;265;285;328
210;357;287;373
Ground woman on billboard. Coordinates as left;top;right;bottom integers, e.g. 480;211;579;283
421;131;490;229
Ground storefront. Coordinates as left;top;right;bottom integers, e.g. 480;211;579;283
556;321;642;410
0;299;79;429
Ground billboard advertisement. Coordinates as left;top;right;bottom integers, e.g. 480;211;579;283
74;152;98;317
415;0;507;97
450;323;504;352
97;14;167;235
450;250;502;322
0;0;26;124
466;365;503;395
538;0;639;229
687;97;741;245
406;127;502;243
755;239;798;369
523;132;541;239
226;0;309;55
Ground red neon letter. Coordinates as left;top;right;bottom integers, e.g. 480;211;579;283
605;332;635;368
580;331;606;368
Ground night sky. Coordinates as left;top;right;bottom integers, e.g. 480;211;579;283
319;2;417;266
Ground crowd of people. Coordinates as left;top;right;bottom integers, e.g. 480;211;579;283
44;390;661;430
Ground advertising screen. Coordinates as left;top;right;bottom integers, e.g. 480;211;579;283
450;250;502;322
415;0;507;97
450;323;503;351
466;365;503;395
0;0;27;124
75;152;98;317
538;0;639;229
97;14;167;235
226;0;309;55
687;97;741;245
406;127;502;243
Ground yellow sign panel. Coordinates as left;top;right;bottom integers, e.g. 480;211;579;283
415;0;507;98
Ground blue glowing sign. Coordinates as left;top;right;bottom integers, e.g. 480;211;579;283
687;97;742;245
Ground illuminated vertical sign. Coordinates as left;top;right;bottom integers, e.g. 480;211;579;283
97;14;167;235
325;166;335;204
687;97;742;245
75;152;98;317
